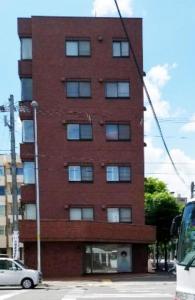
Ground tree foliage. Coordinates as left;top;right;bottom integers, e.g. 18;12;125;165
144;177;182;270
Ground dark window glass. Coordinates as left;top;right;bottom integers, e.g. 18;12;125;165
66;81;91;98
81;166;93;181
0;186;5;196
120;208;131;222
119;167;131;181
16;168;23;175
21;78;32;101
80;125;92;139
105;82;129;98
119;125;130;140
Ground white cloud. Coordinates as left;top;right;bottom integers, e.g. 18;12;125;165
92;0;133;17
181;114;195;133
144;64;176;134
145;140;194;197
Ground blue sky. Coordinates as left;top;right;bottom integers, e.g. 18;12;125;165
0;0;195;196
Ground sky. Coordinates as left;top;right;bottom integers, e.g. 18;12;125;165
0;0;195;197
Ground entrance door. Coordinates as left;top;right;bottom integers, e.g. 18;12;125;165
117;246;132;272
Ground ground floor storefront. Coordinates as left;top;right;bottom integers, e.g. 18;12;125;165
23;242;148;277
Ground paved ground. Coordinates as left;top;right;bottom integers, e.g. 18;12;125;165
0;273;176;300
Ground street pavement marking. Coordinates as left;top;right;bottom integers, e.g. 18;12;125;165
61;293;173;299
0;290;28;300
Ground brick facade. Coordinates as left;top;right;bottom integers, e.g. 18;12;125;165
18;16;155;277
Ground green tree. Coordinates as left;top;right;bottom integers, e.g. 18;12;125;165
145;177;181;271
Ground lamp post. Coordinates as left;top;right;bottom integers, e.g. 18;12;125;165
31;100;41;273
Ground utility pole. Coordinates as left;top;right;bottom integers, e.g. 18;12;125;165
191;181;195;199
31;100;41;273
4;95;19;259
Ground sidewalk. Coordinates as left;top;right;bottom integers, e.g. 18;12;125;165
42;271;176;286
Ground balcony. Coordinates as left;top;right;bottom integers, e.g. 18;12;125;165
20;143;34;160
19;220;156;244
18;60;32;77
21;185;35;203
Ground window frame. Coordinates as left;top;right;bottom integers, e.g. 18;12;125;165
67;123;93;141
105;123;131;141
107;207;132;223
22;120;34;143
65;40;91;57
112;40;130;57
105;81;130;99
106;165;131;182
23;161;35;184
21;78;33;101
69;207;94;221
66;80;91;98
20;37;32;60
24;204;36;220
68;165;94;182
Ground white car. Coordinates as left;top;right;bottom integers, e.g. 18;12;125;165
0;257;41;288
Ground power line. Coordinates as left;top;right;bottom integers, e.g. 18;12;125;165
114;0;186;186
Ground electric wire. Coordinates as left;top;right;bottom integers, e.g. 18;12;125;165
114;0;186;186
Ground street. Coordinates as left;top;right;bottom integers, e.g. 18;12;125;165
0;274;176;300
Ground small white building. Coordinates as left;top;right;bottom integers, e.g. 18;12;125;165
0;154;23;257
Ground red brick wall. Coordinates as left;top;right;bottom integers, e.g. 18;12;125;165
19;16;145;226
24;242;83;277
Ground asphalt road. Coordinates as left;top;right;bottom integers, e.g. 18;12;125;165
0;275;176;300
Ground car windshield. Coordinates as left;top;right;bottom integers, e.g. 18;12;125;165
15;260;28;269
177;202;195;266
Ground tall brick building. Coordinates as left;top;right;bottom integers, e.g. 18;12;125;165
18;16;155;277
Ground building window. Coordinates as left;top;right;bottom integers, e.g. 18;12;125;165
66;40;90;56
21;78;32;101
22;120;34;143
23;162;35;184
66;81;91;98
21;38;32;60
0;166;4;176
68;166;93;182
112;41;129;57
106;124;130;140
107;208;132;223
67;124;92;140
70;208;94;221
106;166;131;182
16;168;23;175
0;226;5;235
24;204;36;220
0;205;5;216
0;186;5;196
105;82;130;98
